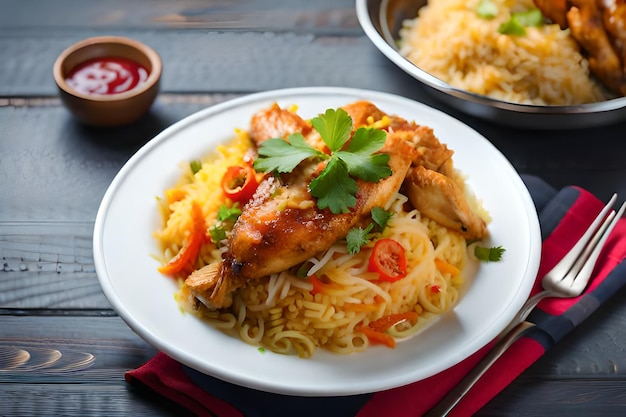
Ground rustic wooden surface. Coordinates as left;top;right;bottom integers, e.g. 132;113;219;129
2;0;626;415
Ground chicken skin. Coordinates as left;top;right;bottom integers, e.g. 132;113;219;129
185;102;488;310
533;0;626;96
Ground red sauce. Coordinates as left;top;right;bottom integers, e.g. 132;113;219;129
66;57;149;95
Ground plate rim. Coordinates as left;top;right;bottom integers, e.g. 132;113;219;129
93;86;541;396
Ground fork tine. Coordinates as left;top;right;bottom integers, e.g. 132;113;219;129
423;194;623;417
569;200;626;294
543;193;617;287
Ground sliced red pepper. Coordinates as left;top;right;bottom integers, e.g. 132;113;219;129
368;238;407;282
158;201;205;277
221;165;259;204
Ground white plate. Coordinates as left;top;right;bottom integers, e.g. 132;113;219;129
93;87;541;396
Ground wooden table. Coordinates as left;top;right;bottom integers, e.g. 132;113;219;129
2;1;626;415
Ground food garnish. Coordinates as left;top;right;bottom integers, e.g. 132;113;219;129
189;160;203;175
476;0;498;18
474;245;505;262
220;165;259;204
158;201;206;276
368;238;408;282
254;108;392;214
346;207;393;254
209;204;242;246
498;8;543;35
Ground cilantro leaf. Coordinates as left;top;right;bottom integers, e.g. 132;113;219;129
253;133;326;173
309;157;358;213
335;127;392;182
209;225;227;244
210;204;242;246
498;19;526;36
371;207;393;231
190;160;203;175
253;106;393;215
498;8;543;36
476;0;498;19
346;223;374;254
513;8;543;27
474;245;505;262
347;127;387;155
310;108;353;152
336;151;391;183
217;204;242;222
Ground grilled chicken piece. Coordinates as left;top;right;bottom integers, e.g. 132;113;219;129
534;0;569;28
249;102;313;145
399;123;487;240
186;123;419;309
601;0;626;64
405;165;487;240
186;101;488;309
567;0;626;95
532;0;626;96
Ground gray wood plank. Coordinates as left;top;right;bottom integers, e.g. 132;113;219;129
0;29;416;96
1;315;626;416
0;384;190;417
0;0;359;32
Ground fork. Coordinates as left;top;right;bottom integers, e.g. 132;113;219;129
425;194;626;417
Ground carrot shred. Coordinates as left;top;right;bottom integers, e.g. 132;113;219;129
367;312;419;332
343;303;381;313
165;188;187;205
435;258;460;277
357;325;396;348
158;201;205;277
309;275;343;295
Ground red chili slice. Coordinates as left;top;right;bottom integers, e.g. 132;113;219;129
221;165;259;204
368;238;407;282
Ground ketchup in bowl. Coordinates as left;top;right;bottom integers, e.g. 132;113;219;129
66;57;149;95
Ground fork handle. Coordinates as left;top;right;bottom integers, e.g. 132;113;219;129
423;321;536;417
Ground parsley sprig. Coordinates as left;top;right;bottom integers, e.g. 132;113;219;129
209;204;242;246
498;8;543;36
253;108;392;214
345;207;393;254
474;245;505;262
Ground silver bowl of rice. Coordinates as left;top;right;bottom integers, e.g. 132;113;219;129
355;0;626;129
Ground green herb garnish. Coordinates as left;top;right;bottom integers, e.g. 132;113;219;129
346;223;375;255
253;108;392;214
209;204;242;245
345;207;393;254
498;8;543;36
476;0;498;19
474;245;505;262
371;207;393;230
190;160;203;175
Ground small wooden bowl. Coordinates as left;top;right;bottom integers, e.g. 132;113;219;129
53;36;162;127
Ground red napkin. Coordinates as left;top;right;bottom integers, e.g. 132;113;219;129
126;179;626;417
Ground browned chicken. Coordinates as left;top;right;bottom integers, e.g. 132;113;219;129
186;103;419;309
405;165;488;240
248;102;313;145
185;102;489;310
534;0;626;96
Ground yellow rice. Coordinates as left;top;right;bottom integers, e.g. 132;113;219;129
154;130;252;266
399;0;615;105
